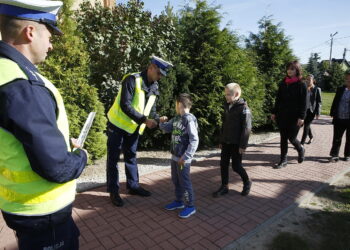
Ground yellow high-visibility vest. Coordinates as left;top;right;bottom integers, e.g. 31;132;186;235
0;58;76;216
107;73;156;135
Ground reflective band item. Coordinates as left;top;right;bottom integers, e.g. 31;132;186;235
0;58;28;86
138;95;156;134
0;58;76;216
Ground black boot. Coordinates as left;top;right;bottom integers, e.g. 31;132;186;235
212;185;228;198
329;156;339;163
129;186;151;197
306;138;314;144
241;181;252;196
298;146;305;163
110;193;124;207
274;159;287;169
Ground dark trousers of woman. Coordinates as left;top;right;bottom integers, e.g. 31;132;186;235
220;143;249;186
330;119;350;157
301;110;316;144
278;122;303;162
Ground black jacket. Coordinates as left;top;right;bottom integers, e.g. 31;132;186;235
119;70;160;125
272;79;307;125
220;98;252;149
330;86;350;121
307;86;322;115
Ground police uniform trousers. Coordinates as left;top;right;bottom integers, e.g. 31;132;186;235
106;121;140;193
2;205;79;250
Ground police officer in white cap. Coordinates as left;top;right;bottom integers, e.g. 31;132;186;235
107;56;173;207
0;0;88;249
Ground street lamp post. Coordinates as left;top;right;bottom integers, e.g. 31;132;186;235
329;32;338;66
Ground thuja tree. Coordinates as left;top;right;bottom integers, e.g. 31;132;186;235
40;0;107;160
246;16;295;120
177;0;225;146
219;29;266;128
76;0;178;111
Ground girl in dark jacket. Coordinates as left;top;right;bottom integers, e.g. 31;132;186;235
301;74;322;145
271;61;307;169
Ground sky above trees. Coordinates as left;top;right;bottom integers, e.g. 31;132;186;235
117;0;350;64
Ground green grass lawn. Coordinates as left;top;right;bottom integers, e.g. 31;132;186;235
321;91;335;115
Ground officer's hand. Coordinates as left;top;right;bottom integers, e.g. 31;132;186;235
71;138;89;158
71;138;81;148
239;148;246;154
219;144;222;149
297;119;304;127
160;116;168;123
316;115;320;120
145;119;157;129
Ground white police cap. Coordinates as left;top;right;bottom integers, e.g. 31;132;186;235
151;56;173;76
0;0;63;35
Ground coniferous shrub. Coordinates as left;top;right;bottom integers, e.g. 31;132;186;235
40;0;107;160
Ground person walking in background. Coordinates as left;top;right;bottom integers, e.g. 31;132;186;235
213;83;252;198
106;56;172;207
0;1;88;248
329;71;350;162
301;74;322;145
271;61;307;169
159;94;199;218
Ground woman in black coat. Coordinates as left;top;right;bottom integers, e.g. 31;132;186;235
271;61;307;169
329;71;350;162
301;74;322;145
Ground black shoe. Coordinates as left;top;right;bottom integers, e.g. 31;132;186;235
241;181;252;196
329;156;339;163
129;186;151;197
307;138;314;144
274;160;287;169
343;156;350;162
298;146;305;163
212;186;228;198
110;193;124;207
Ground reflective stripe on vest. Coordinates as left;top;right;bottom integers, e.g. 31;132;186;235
0;58;76;216
107;73;156;135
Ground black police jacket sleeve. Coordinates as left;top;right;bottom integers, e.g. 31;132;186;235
120;75;147;125
4;80;87;184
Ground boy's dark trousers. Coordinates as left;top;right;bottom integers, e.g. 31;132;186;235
220;143;249;186
330;118;350;157
171;160;194;206
301;110;316;144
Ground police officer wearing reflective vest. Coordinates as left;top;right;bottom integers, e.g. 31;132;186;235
107;56;173;207
0;0;88;249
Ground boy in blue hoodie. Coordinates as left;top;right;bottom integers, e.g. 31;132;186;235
159;93;199;218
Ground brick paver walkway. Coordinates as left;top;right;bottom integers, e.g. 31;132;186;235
1;116;349;249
